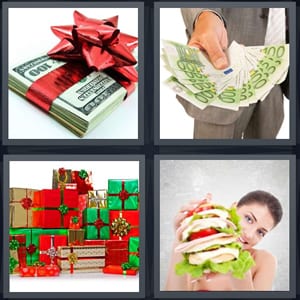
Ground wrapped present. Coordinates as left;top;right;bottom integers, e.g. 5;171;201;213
32;189;79;228
72;170;93;194
9;228;68;265
78;194;88;227
83;208;110;240
52;168;73;189
109;210;139;241
9;188;38;227
69;216;81;229
88;190;107;208
103;264;138;276
9;234;26;273
57;245;105;273
83;239;106;246
68;229;85;246
107;179;139;210
39;235;67;265
129;237;140;268
105;240;128;266
20;262;60;277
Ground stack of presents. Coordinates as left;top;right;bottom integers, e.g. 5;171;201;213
9;168;139;277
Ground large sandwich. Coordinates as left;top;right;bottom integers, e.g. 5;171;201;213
175;202;255;279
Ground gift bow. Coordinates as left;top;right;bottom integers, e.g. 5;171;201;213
47;10;138;83
9;239;20;250
9;257;19;273
111;216;131;237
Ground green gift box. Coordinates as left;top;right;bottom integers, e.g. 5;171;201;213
129;237;139;268
82;208;110;240
107;179;139;210
9;228;68;265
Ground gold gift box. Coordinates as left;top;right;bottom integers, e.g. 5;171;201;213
9;188;38;228
88;190;107;208
68;229;85;245
57;245;105;273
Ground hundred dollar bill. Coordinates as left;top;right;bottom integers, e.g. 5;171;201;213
162;40;289;111
9;55;128;137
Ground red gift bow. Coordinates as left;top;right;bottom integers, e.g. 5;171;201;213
47;10;138;85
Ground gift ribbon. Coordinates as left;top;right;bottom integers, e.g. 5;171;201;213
108;180;139;210
39;235;57;264
58;246;104;273
110;211;139;240
72;170;94;195
47;10;138;90
83;209;108;239
57;168;69;185
32;190;78;228
26;60;91;112
9;256;19;273
111;211;131;239
9;239;20;250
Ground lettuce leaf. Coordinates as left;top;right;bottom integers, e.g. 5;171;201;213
175;249;255;279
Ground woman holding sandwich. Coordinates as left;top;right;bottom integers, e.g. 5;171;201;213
165;190;283;291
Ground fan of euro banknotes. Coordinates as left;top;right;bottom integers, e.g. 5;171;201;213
162;40;289;111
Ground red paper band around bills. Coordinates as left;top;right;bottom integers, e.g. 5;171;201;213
25;61;91;112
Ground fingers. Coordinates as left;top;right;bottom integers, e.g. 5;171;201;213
204;35;229;69
174;194;213;232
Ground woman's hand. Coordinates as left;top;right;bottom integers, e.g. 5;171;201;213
174;193;212;232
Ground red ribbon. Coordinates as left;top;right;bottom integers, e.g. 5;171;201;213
21;197;33;210
109;181;139;210
47;10;138;92
82;209;107;239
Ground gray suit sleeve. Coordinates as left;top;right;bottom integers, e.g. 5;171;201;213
181;8;224;39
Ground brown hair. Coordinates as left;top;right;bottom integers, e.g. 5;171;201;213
237;190;283;227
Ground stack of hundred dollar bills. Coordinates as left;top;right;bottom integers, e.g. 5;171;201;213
162;40;289;111
9;55;131;137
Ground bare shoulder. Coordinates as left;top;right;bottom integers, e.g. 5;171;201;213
251;249;277;271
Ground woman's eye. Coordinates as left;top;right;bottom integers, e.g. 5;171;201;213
245;215;253;223
257;230;265;237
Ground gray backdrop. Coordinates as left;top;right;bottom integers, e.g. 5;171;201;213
159;160;290;291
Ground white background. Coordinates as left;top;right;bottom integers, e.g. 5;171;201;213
159;8;290;139
159;159;290;291
9;160;140;292
8;8;138;139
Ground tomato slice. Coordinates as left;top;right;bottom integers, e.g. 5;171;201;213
186;205;214;217
188;228;218;241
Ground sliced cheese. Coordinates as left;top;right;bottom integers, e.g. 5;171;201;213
188;247;239;265
182;236;238;253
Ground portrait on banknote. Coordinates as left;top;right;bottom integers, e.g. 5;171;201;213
6;7;139;139
159;6;292;140
159;158;293;292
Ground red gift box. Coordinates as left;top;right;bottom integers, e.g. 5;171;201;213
83;240;106;246
109;210;139;241
9;234;27;268
103;265;138;276
39;235;67;265
78;194;88;227
20;264;60;277
105;240;128;266
32;189;79;228
72;170;93;195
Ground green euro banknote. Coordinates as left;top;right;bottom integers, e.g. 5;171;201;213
9;55;129;137
162;40;289;111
